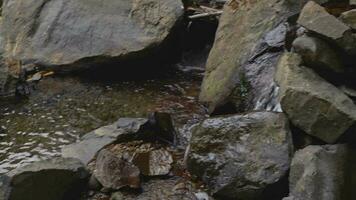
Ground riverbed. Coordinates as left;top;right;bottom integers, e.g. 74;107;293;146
0;64;207;174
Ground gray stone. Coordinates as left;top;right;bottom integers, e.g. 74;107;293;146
0;157;88;200
94;149;141;190
284;145;356;200
340;9;356;30
1;0;183;71
62;118;149;165
199;0;328;113
275;52;356;143
187;112;293;199
297;1;350;40
292;35;344;73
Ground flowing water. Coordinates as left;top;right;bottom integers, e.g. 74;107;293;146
0;64;207;174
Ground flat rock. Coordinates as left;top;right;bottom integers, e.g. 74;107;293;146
188;112;293;199
284;145;356;200
297;1;350;40
275;52;356;143
0;157;88;200
62;118;149;165
2;0;183;71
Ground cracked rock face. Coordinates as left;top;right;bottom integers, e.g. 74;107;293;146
1;0;183;71
187;112;293;200
275;53;356;143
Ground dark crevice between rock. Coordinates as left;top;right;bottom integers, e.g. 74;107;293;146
290;124;326;151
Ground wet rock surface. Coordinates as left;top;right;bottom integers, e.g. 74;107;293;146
0;157;89;200
0;65;206;173
2;0;184;71
199;0;304;113
188;112;293;199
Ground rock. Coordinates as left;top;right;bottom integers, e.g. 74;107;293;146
340;85;356;100
110;192;125;200
352;0;356;6
2;0;183;71
297;1;356;56
284;145;356;200
275;52;356;143
133;149;173;176
62;118;149;165
147;112;177;143
292;35;344;73
94;149;141;190
340;9;356;30
199;0;329;113
0;157;89;200
88;175;102;191
109;178;198;200
297;1;350;41
187;112;293;199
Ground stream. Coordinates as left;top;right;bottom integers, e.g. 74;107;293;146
0;63;207;174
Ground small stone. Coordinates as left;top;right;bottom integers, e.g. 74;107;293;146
94;149;141;190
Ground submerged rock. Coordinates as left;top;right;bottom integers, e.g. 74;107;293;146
284;145;356;200
188;112;293;199
0;157;88;200
275;53;356;143
94;149;141;190
2;0;183;72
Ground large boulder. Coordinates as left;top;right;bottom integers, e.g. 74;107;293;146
284;145;356;200
275;52;356;143
0;157;89;200
187;112;293;199
199;0;328;113
1;0;183;72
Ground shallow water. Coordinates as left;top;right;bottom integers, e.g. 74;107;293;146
0;65;206;173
